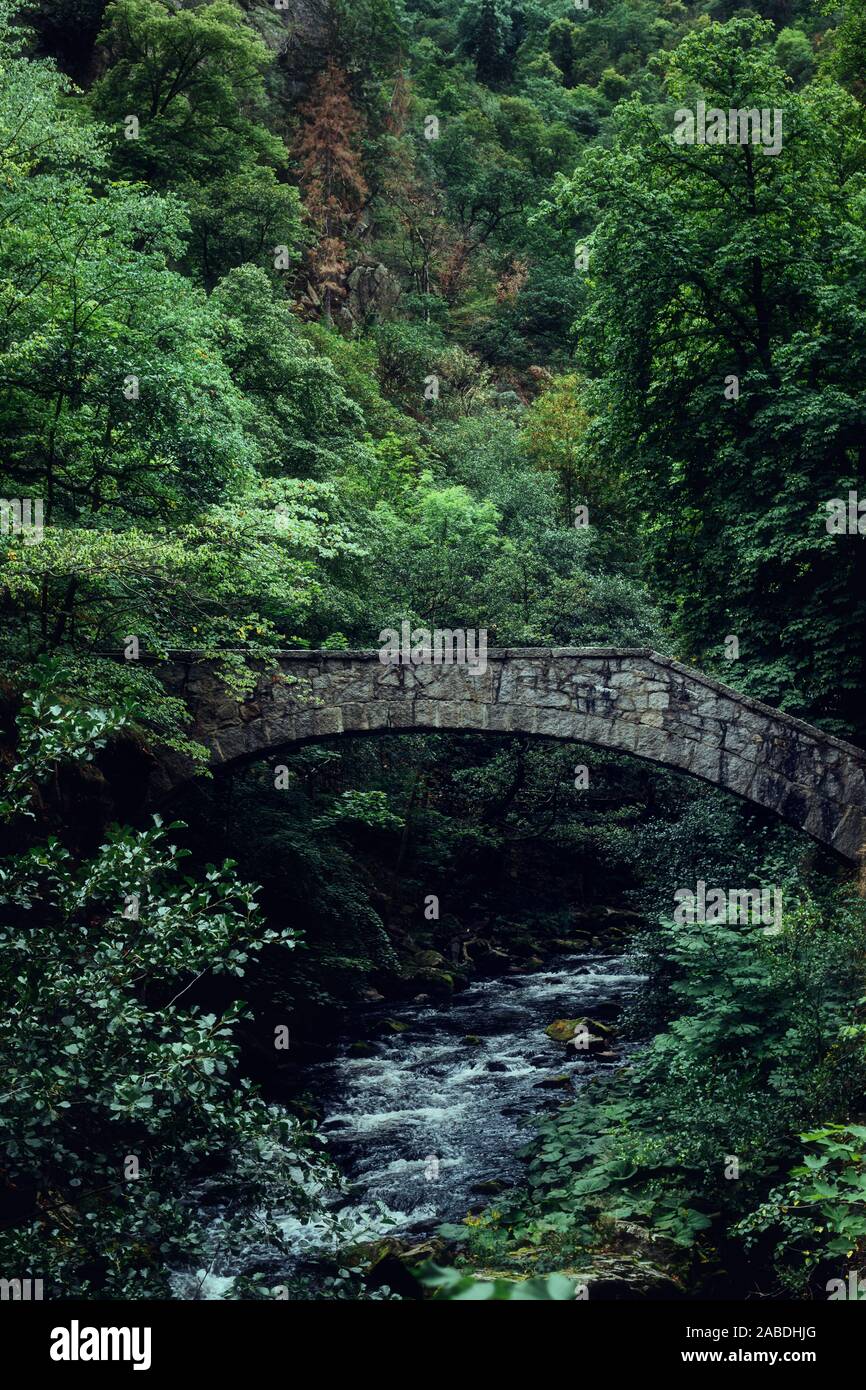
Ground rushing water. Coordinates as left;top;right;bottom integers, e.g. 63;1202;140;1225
178;953;644;1295
309;954;644;1238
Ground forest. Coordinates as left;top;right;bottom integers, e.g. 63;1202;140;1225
1;0;866;1317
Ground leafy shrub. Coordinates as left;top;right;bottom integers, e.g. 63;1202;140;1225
481;893;866;1289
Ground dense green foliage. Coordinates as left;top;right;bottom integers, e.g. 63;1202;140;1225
463;890;866;1292
0;699;336;1297
1;0;865;1301
549;16;866;734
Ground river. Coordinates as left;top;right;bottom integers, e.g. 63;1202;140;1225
311;953;645;1235
179;952;644;1295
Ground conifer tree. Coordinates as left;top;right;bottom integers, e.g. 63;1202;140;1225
295;60;368;319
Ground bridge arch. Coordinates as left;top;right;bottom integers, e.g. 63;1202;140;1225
156;648;866;865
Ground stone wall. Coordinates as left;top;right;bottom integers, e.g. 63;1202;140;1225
155;648;866;864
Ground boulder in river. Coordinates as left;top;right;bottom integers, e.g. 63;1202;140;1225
545;1017;611;1052
412;967;457;997
474;1179;508;1195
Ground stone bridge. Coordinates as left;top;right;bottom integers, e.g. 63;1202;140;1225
156;648;866;865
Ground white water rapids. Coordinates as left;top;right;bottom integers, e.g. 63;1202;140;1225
312;954;645;1232
177;953;644;1296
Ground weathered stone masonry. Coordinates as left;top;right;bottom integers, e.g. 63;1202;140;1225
157;648;866;865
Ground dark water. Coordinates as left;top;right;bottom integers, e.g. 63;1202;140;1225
307;954;644;1240
178;954;643;1294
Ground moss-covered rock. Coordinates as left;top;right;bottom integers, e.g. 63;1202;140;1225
412;949;448;970
413;968;456;997
544;1018;582;1042
544;1018;609;1051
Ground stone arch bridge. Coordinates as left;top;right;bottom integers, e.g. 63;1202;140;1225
155;648;866;865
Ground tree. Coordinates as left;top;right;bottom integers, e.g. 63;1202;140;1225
430;115;534;283
0;9;250;532
90;0;293;283
210;266;364;477
0;700;335;1298
547;16;582;88
0;17;364;740
294;59;369;319
552;17;866;736
520;374;628;526
458;0;520;86
92;0;282;183
774;25;815;84
821;0;866;98
184;165;304;293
